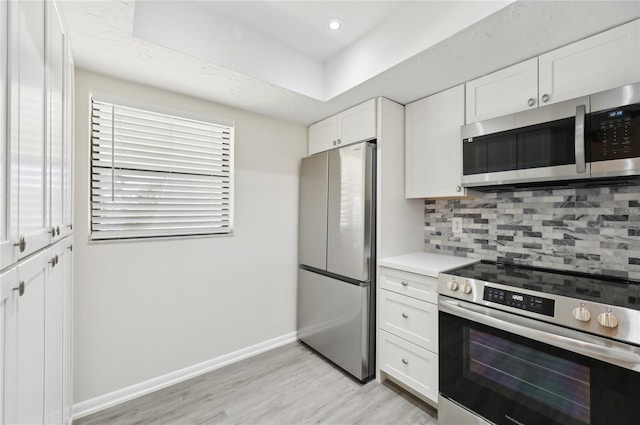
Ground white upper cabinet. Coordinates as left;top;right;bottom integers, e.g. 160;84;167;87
0;0;15;270
308;99;376;155
539;19;640;106
48;1;65;243
465;58;538;124
13;0;50;260
405;85;465;198
465;19;640;123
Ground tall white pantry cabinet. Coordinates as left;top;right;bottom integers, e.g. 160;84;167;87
1;1;75;424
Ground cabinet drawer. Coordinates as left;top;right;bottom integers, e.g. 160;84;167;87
379;267;437;303
380;289;437;352
379;330;438;404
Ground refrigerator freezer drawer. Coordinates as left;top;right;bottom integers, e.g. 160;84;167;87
297;268;371;381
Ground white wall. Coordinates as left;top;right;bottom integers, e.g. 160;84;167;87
73;70;307;404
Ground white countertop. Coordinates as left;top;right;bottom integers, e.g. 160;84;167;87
378;252;479;278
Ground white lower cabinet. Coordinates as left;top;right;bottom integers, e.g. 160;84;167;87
379;330;438;403
2;239;73;425
379;266;440;405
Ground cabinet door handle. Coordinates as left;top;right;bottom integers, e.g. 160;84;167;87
402;313;409;319
56;226;60;236
333;140;337;146
541;93;550;103
66;223;73;230
337;138;341;145
13;281;25;297
49;226;56;237
13;237;26;253
456;185;462;192
527;98;535;107
400;281;409;287
401;358;409;365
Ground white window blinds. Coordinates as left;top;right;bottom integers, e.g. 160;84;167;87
90;98;234;240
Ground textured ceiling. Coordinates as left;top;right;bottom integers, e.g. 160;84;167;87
59;1;640;125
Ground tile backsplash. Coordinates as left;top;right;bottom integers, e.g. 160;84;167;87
424;184;640;281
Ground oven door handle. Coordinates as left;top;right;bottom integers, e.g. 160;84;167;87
440;298;640;368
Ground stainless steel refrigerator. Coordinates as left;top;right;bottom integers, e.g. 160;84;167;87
297;141;375;382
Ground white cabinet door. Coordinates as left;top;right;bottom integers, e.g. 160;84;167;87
0;0;16;270
465;58;538;123
62;48;74;239
338;98;376;146
308;117;337;155
0;267;19;423
308;99;376;155
4;249;49;425
61;239;73;425
45;241;67;425
539;19;640;106
48;2;66;244
405;85;465;198
13;0;50;260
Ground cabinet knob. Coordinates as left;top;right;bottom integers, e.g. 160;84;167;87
400;281;409;287
401;358;409;365
49;226;56;237
56;226;60;236
402;313;409;319
13;236;26;253
333;140;337;146
456;185;462;192
13;281;25;297
337;139;341;145
542;94;550;103
67;223;73;230
527;98;535;107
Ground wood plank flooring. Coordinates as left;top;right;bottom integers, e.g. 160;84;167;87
75;342;438;425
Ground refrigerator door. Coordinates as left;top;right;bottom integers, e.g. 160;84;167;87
327;143;374;282
298;152;328;270
297;268;371;381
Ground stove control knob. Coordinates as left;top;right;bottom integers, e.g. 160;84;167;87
461;282;472;295
447;280;459;291
572;303;591;322
597;308;618;329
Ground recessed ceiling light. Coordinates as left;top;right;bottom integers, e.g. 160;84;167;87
326;18;343;31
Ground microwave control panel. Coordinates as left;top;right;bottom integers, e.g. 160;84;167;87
590;103;640;161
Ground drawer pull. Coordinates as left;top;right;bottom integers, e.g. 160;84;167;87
402;313;409;319
400;281;409;287
401;358;409;365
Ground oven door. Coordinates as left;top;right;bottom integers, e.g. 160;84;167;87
439;296;640;425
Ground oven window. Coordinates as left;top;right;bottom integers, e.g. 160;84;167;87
465;328;591;424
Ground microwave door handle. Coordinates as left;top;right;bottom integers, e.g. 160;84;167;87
575;104;586;173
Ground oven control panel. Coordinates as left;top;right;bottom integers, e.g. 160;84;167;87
484;287;555;317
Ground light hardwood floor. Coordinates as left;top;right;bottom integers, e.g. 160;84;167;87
75;342;438;425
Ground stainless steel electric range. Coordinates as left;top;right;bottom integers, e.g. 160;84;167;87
437;260;640;425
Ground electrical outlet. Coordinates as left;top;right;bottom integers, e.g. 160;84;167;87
452;217;463;234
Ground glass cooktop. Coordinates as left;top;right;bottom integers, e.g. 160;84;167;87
447;260;640;310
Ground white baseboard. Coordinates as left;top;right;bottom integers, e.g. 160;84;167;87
72;332;298;420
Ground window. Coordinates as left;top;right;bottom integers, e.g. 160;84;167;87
90;97;233;240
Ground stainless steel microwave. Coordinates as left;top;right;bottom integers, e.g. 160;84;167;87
461;82;640;188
